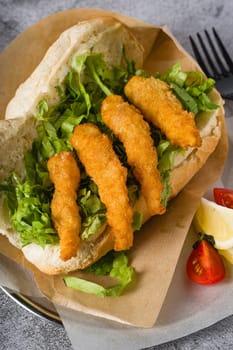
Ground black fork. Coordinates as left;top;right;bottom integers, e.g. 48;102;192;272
189;28;233;99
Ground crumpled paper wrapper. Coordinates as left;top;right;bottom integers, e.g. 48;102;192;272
0;8;228;328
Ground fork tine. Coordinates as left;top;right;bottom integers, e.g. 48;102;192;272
189;35;212;77
196;32;221;77
204;29;228;75
212;27;233;73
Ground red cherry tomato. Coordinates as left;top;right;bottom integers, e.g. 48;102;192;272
186;239;225;285
213;188;233;209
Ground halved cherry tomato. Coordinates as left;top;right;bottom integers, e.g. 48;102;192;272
213;188;233;209
186;239;225;285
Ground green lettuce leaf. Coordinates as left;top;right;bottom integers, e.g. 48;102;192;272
77;179;107;240
64;251;134;297
170;83;199;115
161;62;187;87
86;250;116;275
161;63;218;115
64;276;108;297
3;173;58;247
132;211;143;231
157;139;184;207
71;54;91;114
85;54;113;96
81;214;106;240
85;53;134;96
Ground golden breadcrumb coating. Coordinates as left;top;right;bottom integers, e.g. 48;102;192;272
101;94;165;216
47;151;81;261
70;123;133;251
124;76;202;148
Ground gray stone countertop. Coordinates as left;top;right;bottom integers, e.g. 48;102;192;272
1;0;233;349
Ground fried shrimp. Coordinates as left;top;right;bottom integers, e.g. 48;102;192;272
47;151;81;261
124;76;202;148
101;95;165;216
70;123;133;251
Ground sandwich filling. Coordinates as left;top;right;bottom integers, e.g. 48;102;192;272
0;53;218;263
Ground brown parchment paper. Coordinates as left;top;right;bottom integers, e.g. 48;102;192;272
0;8;228;327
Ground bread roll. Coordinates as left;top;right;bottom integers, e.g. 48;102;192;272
0;18;222;274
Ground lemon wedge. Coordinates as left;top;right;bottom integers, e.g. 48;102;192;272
218;248;233;264
194;197;233;250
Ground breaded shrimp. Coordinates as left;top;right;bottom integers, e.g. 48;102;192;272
70;123;133;251
47;151;81;261
101;95;165;216
124;76;202;148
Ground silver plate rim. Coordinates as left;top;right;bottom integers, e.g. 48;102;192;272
1;286;62;325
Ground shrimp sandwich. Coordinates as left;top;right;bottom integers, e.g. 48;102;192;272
0;17;223;276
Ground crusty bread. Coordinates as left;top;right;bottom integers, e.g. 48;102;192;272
5;17;144;120
0;18;223;275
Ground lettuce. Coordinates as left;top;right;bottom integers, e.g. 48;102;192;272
132;211;143;231
170;83;198;115
160;63;218;114
71;54;92;114
78;182;107;240
64;251;134;297
157;139;184;207
3;173;58;247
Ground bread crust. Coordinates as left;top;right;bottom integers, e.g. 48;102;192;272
0;18;223;275
5;17;144;121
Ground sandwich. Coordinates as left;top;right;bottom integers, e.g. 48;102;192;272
0;17;223;280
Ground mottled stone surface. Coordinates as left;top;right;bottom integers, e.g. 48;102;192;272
0;289;72;349
1;0;233;349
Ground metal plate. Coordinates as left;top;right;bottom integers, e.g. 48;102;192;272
1;286;62;325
